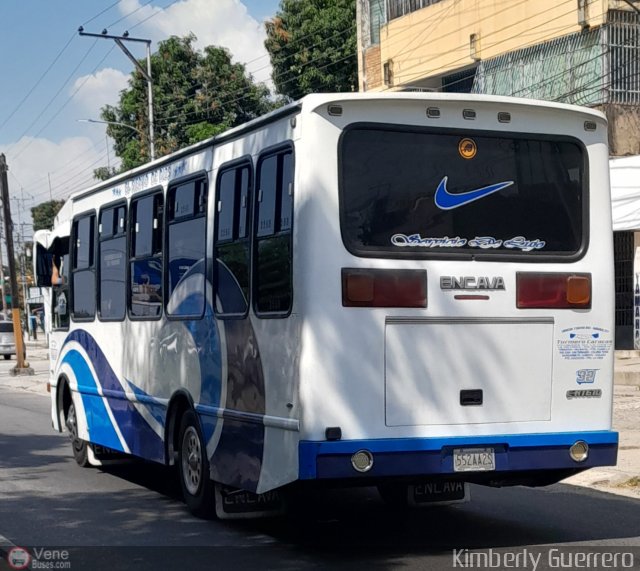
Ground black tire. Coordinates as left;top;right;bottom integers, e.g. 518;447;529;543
3;355;10;360
178;409;215;518
66;401;90;467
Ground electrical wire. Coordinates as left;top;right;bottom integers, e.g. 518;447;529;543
81;0;122;27
0;32;77;136
13;46;117;162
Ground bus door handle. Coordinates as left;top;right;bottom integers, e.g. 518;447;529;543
460;389;483;406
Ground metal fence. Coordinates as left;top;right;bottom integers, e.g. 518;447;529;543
387;0;444;21
608;9;640;105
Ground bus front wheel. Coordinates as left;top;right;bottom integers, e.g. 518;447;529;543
178;409;215;518
66;402;90;467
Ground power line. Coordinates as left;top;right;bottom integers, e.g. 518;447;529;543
0;1;161;139
0;32;77;136
81;0;122;27
131;0;183;29
389;4;606;88
107;0;159;29
13;45;116;161
10;40;99;159
17;141;105;196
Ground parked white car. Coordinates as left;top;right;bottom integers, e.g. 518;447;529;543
0;320;25;360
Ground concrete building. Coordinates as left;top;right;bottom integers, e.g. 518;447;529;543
357;0;640;348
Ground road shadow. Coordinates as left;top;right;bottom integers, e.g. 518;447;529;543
20;458;640;546
2;459;640;570
233;482;640;552
0;433;69;469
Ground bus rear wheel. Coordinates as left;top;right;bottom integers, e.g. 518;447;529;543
178;409;215;518
66;402;90;467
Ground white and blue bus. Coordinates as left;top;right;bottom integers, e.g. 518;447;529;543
34;93;618;518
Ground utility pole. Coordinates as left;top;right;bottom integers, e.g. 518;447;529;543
17;222;30;340
0;154;33;374
0;216;6;319
78;27;155;161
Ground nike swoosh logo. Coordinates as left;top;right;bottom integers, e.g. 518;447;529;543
434;177;514;210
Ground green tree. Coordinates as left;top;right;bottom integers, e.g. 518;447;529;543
265;0;357;100
100;35;272;172
31;200;65;232
93;166;118;181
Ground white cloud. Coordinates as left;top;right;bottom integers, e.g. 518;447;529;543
6;136;115;227
72;68;130;117
117;0;272;84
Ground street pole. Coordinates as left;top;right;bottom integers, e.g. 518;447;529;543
0;154;32;374
18;224;29;340
78;28;155;161
0;216;6;319
146;41;155;162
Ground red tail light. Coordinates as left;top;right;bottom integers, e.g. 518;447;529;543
517;272;591;309
342;268;427;308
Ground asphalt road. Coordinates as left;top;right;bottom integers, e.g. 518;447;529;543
1;388;640;571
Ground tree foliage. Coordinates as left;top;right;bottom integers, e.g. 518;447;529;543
100;35;272;172
31;200;65;232
93;166;118;181
265;0;357;100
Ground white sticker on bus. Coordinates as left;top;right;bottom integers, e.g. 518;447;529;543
557;327;613;360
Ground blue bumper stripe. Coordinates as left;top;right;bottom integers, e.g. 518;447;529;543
299;431;619;480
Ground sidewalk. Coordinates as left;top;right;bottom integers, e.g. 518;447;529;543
0;339;50;396
615;350;640;386
1;341;638;499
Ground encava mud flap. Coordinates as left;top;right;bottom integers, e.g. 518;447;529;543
408;481;470;506
214;484;285;519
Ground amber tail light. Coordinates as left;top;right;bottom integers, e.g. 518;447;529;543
342;268;427;308
516;272;591;309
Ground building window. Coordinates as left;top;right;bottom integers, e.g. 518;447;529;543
383;61;393;86
98;203;127;320
71;213;96;320
129;192;163;319
254;148;294;316
369;0;386;44
166;177;207;318
215;162;252;317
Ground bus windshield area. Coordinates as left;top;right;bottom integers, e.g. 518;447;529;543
340;126;585;258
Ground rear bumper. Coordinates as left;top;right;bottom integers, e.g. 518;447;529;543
298;431;618;480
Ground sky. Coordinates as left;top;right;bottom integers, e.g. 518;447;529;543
0;0;281;241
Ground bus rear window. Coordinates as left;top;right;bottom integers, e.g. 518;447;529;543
339;126;586;259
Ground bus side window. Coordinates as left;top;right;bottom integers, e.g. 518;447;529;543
166;177;207;318
129;192;163;319
52;239;70;330
214;162;252;317
254;148;294;316
98;203;127;321
71;213;96;321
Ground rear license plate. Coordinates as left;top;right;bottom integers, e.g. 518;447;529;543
453;447;496;472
